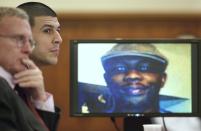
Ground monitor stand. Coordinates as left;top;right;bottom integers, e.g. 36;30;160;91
124;117;151;131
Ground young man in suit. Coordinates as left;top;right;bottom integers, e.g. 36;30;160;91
17;2;62;66
16;2;63;131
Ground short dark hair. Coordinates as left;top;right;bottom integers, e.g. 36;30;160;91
17;2;57;27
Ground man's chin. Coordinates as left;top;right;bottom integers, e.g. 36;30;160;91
47;57;58;65
39;58;58;66
30;55;58;66
118;98;149;113
47;60;57;65
12;66;26;75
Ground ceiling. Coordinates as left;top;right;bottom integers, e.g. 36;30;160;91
1;0;201;15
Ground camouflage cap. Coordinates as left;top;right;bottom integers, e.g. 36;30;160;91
101;43;168;65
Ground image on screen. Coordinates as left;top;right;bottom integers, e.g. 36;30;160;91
70;39;199;117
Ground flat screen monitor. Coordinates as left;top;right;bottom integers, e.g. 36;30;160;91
70;39;200;117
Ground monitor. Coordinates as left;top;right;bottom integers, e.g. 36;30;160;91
70;39;200;117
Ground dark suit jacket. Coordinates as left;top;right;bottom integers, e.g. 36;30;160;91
0;77;60;131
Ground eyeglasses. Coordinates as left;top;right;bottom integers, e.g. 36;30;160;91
0;34;36;50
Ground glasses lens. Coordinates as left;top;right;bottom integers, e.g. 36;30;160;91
29;39;36;49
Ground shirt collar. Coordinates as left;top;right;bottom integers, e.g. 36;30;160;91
0;66;15;89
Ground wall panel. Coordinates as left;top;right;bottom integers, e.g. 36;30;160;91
41;14;201;131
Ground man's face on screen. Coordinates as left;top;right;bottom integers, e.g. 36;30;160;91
104;56;166;112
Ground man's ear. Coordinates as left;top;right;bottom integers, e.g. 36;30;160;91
104;73;112;86
160;73;167;88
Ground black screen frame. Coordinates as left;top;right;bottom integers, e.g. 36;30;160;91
70;39;200;117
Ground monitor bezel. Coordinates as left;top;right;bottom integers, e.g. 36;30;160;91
70;39;200;117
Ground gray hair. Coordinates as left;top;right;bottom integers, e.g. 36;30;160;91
0;7;29;22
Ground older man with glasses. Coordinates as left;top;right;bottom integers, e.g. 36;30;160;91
0;7;58;131
0;34;36;50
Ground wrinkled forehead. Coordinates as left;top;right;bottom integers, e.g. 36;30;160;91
0;16;31;34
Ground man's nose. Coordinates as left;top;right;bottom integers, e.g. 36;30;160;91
124;70;142;83
21;40;32;54
53;31;62;45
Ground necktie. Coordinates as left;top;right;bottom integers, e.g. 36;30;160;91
15;85;50;131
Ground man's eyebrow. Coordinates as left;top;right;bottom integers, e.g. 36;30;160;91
40;24;61;29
